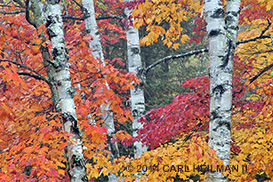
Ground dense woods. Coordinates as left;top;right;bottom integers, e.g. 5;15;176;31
0;0;273;181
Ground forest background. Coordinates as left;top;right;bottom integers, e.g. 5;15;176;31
0;0;273;182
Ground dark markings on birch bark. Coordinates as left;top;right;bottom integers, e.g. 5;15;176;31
220;39;232;68
130;47;140;55
136;68;144;80
225;11;240;31
52;48;61;57
225;16;233;25
71;154;86;168
46;28;57;40
47;0;60;3
45;17;52;28
62;112;81;135
211;8;225;18
210;110;222;120
217;120;231;130
132;109;138;117
208;29;222;37
57;78;70;86
226;10;240;17
68;87;76;97
48;51;69;70
62;112;75;123
134;82;144;91
210;111;231;131
95;31;100;36
212;85;225;95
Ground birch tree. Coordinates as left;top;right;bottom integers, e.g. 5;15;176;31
124;0;147;158
22;0;60;111
81;0;119;181
204;0;241;181
45;1;87;181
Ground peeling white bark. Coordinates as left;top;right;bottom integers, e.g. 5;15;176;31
45;1;87;181
124;2;147;181
204;0;241;181
82;0;119;154
82;0;119;181
124;0;147;159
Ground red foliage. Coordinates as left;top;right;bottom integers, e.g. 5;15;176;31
135;76;210;149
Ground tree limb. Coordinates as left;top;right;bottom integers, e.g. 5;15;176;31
236;35;271;45
144;48;208;74
96;15;123;21
62;14;123;21
12;0;25;8
249;63;273;84
18;71;51;85
72;72;101;85
260;18;271;36
0;59;51;86
25;0;36;28
62;15;89;20
0;10;25;14
145;32;273;74
0;1;12;7
72;0;82;8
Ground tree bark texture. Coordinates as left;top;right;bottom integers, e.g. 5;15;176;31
81;0;119;181
29;0;60;111
124;0;147;159
204;0;241;181
45;1;87;181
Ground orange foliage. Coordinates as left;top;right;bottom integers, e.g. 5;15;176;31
1;0;273;181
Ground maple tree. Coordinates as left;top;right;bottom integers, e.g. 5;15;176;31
0;0;133;181
124;0;273;181
1;0;273;182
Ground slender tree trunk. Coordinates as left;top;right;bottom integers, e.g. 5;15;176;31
204;0;241;181
124;0;147;159
27;0;60;111
45;1;87;181
81;0;119;181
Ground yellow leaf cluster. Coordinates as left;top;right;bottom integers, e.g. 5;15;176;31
132;0;200;49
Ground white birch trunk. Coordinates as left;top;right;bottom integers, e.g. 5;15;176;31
29;0;60;111
44;1;87;181
204;0;241;181
124;0;147;159
82;0;119;181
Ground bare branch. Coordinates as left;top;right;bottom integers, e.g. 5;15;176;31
62;14;123;21
72;0;81;8
251;49;273;55
249;62;273;84
261;18;271;36
145;32;273;74
63;0;68;15
0;1;12;7
13;0;25;8
237;35;271;45
72;72;101;85
237;20;272;45
62;14;89;21
0;59;51;86
96;15;123;21
18;72;51;84
144;48;208;74
25;0;36;28
0;10;25;14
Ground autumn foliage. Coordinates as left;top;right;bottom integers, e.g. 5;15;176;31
1;0;273;182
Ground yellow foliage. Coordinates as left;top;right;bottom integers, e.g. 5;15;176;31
132;0;198;48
